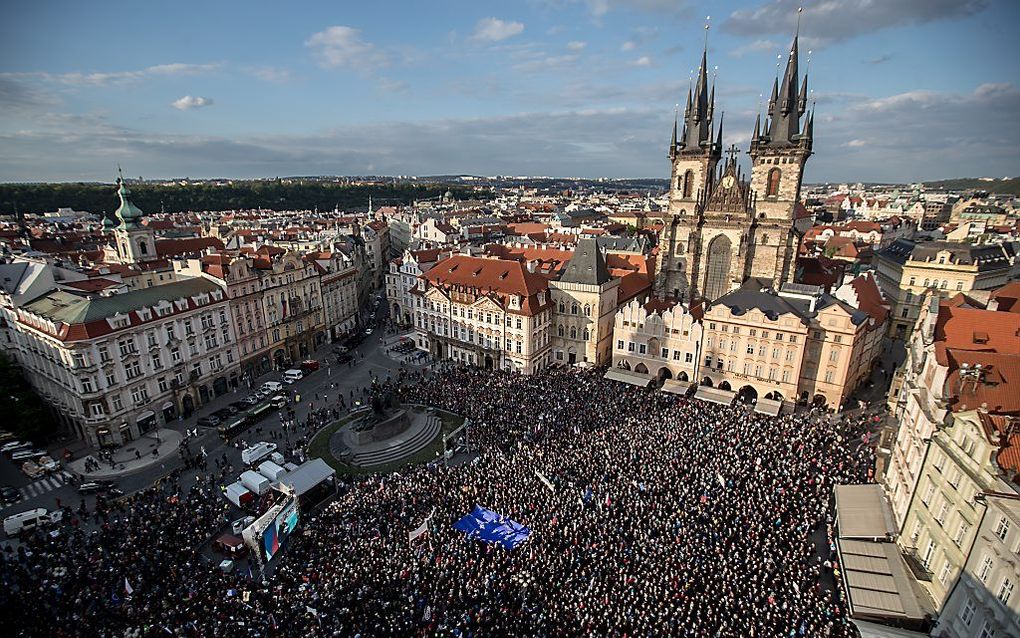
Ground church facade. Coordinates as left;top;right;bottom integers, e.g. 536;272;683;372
655;36;814;302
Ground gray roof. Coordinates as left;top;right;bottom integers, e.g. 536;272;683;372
877;238;1015;269
0;262;30;295
560;238;610;285
278;458;335;496
713;278;864;325
596;235;648;253
22;277;221;325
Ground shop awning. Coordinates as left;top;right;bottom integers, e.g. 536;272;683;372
603;368;653;388
694;385;735;406
851;620;930;638
753;398;783;416
835;485;897;540
661;379;694;395
834;485;930;624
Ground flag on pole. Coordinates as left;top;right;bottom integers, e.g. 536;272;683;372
124;578;133;596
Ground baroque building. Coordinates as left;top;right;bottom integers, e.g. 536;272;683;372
655;36;814;303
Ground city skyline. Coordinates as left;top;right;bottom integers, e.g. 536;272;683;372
2;0;1019;183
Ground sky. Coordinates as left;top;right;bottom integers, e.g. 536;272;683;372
1;0;1018;184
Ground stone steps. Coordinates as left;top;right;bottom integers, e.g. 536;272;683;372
350;415;441;467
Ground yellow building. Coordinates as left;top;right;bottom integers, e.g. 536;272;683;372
874;239;1018;339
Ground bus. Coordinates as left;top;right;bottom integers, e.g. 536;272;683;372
247;402;274;424
218;415;251;440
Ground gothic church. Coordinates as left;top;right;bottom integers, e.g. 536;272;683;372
654;34;814;302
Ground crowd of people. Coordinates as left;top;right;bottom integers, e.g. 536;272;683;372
0;366;877;637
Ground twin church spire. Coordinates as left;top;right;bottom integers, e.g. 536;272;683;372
670;25;814;159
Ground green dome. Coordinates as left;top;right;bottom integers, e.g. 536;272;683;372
113;177;144;228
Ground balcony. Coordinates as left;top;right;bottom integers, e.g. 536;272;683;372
901;549;933;582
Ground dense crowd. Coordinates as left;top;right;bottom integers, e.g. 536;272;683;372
0;366;876;637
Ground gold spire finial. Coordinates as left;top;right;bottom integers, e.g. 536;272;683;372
796;7;803;37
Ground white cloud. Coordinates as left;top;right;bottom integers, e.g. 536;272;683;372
471;17;525;42
305;26;386;69
633;56;652;67
621;41;637;51
1;63;219;86
171;95;213;110
844;139;867;148
730;39;779;58
566;40;587;51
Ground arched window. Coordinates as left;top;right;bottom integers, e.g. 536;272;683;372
583;329;590;341
570;326;577;339
761;234;769;246
138;240;148;255
766;168;781;197
583;304;591;317
557;325;564;337
558;301;565;313
682;170;694;198
571;303;578;315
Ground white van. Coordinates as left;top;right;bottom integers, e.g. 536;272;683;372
4;508;60;537
282;369;303;384
270;394;289;409
241;441;278;466
261;381;283;394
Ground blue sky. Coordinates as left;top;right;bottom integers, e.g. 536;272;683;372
1;0;1018;183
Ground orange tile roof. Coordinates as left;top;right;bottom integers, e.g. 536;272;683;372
422;255;551;316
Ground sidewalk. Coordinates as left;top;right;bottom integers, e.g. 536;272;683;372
66;428;184;479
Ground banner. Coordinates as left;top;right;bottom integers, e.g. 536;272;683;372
408;508;435;543
535;470;555;493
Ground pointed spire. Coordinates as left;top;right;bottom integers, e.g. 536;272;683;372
715;111;724;148
669;109;678;158
752;111;761;143
708;79;716;121
798;72;809;116
767;76;778;116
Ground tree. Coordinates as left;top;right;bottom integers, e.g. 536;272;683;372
0;353;59;442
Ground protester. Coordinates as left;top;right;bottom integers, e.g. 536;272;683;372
0;367;874;637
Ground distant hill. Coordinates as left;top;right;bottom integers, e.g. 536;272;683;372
0;181;485;216
921;177;1019;195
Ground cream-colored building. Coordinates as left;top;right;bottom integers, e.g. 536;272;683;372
898;410;1019;615
611;297;702;383
549;238;622;367
874;239;1018;339
698;278;888;410
8;276;238;446
937;490;1020;638
386;248;450;327
313;250;359;342
412;254;553;373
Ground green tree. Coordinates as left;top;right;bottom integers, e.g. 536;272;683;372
0;353;58;443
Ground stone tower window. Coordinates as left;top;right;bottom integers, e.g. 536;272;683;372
683;170;694;198
766;168;782;197
761;234;769;245
139;240;148;255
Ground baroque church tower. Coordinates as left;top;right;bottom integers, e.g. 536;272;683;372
654;34;813;302
111;169;157;264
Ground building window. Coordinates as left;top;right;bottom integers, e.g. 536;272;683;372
956;281;963;291
638;343;646;354
617;340;624;350
661;348;669;359
705;355;713;367
80;377;94;393
789;335;797;343
684;352;693;363
628;342;635;352
747;345;755;354
994;516;1011;542
978;555;993;582
111;395;123;411
937;560;952;585
766;167;781;197
781;369;791;383
682;169;693;198
998;578;1014;604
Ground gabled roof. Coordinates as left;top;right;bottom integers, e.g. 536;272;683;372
559;238;610;285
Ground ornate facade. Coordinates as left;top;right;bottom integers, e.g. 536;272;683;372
655;37;814;303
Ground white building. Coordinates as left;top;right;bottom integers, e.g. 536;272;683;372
610;297;703;384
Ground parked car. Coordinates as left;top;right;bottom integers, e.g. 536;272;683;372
37;456;59;472
78;481;116;495
270;395;289;409
332;345;349;355
22;461;45;479
282;369;303;384
11;449;45;461
230;401;252;411
364;328;374;336
261;381;283;394
196;416;221;428
212;408;234;421
254;389;270;400
300;360;320;373
241;395;260;405
0;486;19;505
1;441;29;454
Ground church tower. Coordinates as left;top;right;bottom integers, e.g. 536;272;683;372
747;34;813;286
654;45;721;300
112;169;157;263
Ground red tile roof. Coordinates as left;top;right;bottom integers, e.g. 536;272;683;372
421;255;551;316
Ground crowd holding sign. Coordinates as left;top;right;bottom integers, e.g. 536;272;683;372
0;366;874;636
